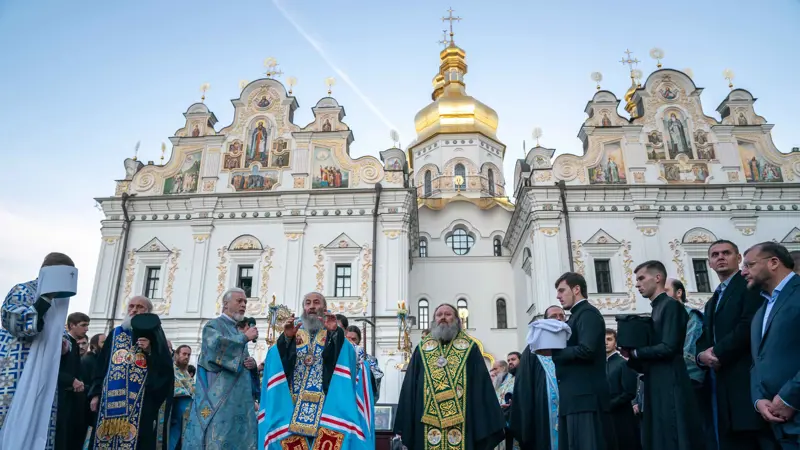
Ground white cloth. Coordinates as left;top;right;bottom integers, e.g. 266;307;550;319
0;267;73;450
527;319;572;352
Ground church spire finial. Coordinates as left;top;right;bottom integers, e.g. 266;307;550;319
200;83;210;103
441;7;461;44
438;29;449;49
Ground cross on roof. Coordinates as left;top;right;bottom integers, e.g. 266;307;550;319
442;8;462;39
438;29;449;48
620;49;640;72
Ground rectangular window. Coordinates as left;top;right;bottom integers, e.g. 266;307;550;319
693;259;711;293
335;264;352;297
144;266;161;298
594;259;613;294
237;265;254;298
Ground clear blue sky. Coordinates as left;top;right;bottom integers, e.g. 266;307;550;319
1;0;798;313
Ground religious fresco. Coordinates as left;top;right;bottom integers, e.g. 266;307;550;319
600;113;611;127
663;110;693;159
231;165;279;191
311;147;349;189
223;141;243;170
270;139;290;168
386;158;402;170
163;151;202;194
245;120;271;167
254;94;271;110
646;130;667;161
588;143;626;184
662;160;710;184
738;141;783;182
737;113;748;125
694;130;715;160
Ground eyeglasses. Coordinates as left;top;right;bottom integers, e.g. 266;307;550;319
741;256;775;270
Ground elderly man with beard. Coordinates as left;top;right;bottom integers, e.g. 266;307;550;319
89;296;173;449
395;304;505;450
183;288;259;449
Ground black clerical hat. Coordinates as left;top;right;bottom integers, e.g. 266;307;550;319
615;314;654;349
131;313;162;341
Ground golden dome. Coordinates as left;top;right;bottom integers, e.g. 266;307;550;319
413;43;499;145
623;76;639;118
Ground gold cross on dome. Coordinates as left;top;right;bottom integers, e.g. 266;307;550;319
438;29;449;48
620;49;640;72
442;8;462;39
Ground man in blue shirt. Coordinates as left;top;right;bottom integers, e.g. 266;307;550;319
742;242;799;449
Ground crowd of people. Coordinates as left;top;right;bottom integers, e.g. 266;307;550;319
0;240;798;450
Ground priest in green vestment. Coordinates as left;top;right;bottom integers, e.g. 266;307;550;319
394;303;505;450
182;288;259;449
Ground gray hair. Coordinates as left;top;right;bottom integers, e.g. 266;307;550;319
222;288;246;306
302;291;327;309
129;295;154;313
494;360;509;370
430;303;462;328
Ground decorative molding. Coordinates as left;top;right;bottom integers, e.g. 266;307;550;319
726;171;740;182
534;171;552;182
192;234;209;243
249;247;275;316
360;243;372;311
640;227;658;236
740;228;755;236
115;181;130;196
231;236;262;251
385;171;403;184
215;246;229;314
285;233;303;241
589;295;635;311
730;216;758;237
121;250;135;314
293;176;306;188
621;240;635;304
313;245;325;292
383;230;401;239
540;227;559;237
154;248;180;316
668;239;687;287
571;240;585;275
682;227;716;244
202;179;216;192
632;171;645;184
103;237;119;245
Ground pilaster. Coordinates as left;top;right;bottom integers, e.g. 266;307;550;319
186;222;214;315
283;220;307;311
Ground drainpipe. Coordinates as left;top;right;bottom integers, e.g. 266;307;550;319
557;180;574;272
108;192;133;333
370;183;382;356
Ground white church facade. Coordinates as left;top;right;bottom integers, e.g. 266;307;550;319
87;32;800;403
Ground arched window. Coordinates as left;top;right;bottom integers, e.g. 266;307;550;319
446;228;474;255
493;237;502;256
419;238;428;257
418;299;429;329
457;298;469;328
496;298;507;329
488;169;495;196
454;164;466;190
424;170;432;197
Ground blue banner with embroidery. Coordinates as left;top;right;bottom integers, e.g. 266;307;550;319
258;343;295;450
94;326;148;448
355;348;375;450
289;328;328;437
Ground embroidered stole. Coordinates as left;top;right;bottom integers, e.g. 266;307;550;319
419;332;473;450
289;328;327;437
95;327;148;449
536;355;559;450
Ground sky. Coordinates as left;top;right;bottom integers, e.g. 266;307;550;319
1;0;799;315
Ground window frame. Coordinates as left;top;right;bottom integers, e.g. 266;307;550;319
496;298;507;329
692;258;712;293
493;237;502;256
488;168;495;196
454;164;466;190
143;266;161;299
457;298;469;328
424;170;432;197
419;238;428;257
334;264;353;298
594;259;613;294
446;228;475;255
418;299;429;329
236;264;255;298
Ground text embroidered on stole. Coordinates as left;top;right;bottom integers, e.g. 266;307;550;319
95;327;149;450
420;332;473;450
289;328;327;437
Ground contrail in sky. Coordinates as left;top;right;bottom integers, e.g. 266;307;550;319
270;0;401;141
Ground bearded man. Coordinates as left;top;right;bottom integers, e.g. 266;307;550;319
89;296;174;449
183;288;259;449
394;303;505;450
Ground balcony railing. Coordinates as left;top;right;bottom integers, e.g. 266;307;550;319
417;175;506;198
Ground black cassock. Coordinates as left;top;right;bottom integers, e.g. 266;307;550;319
606;353;641;450
628;293;704;450
88;327;174;450
394;345;505;450
508;346;552;450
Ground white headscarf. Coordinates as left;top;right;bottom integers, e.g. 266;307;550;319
0;267;75;449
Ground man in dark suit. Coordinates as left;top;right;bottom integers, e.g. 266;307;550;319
550;272;614;450
606;328;641;450
697;239;769;449
57;312;89;450
743;242;800;449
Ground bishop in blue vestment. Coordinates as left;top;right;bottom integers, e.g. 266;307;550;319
182;288;259;449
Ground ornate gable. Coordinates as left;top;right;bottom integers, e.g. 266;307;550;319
137;238;170;253
781;227;800;245
325;233;361;250
586;229;621;246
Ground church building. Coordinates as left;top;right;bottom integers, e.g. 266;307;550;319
87;22;800;403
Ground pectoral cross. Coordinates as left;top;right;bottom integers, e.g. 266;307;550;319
442;8;461;40
70;271;75;279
